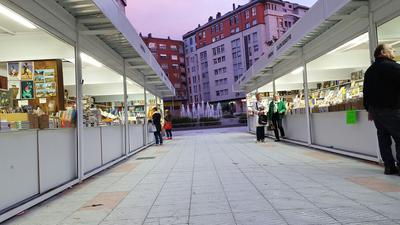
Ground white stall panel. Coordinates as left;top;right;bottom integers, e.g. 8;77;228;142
83;127;102;173
38;129;77;193
282;113;308;143
0;131;39;211
311;111;378;157
129;125;144;152
147;124;155;144
101;126;123;164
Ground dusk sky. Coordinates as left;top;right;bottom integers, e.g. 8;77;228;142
126;0;318;40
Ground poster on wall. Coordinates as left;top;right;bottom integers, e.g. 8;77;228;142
21;80;34;99
34;68;56;97
8;80;21;99
0;90;11;107
20;62;34;80
7;62;20;80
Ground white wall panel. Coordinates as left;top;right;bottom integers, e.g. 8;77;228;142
0;131;39;211
101;126;123;164
83;127;102;173
38;129;77;193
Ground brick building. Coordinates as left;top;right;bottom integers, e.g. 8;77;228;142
183;0;308;113
141;34;188;110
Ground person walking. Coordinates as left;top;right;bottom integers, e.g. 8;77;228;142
364;44;400;175
164;110;173;140
267;95;286;142
253;93;266;142
151;107;163;145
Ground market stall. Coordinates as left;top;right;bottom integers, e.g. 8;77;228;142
0;1;174;222
239;0;400;161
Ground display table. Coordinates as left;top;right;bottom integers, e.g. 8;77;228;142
129;124;144;152
310;110;378;157
282;113;309;143
83;127;102;173
101;126;124;164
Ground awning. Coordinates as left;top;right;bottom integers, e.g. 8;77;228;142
235;0;370;93
55;0;175;97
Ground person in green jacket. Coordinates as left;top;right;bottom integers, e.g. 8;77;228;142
267;95;286;142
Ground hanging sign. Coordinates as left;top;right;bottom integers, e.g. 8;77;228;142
346;110;357;125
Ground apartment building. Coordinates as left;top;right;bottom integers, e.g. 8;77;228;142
183;0;308;112
141;34;188;109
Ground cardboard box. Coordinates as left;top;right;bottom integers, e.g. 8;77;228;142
28;114;39;129
39;115;49;129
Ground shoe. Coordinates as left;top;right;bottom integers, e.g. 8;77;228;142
274;139;280;142
384;166;398;175
261;139;265;142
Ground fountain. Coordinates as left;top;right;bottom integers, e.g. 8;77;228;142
186;104;192;118
216;102;222;118
180;104;186;117
192;103;198;119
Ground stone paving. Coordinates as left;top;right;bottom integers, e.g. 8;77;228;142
4;127;400;225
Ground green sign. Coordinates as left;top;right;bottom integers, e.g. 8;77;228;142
346;110;357;124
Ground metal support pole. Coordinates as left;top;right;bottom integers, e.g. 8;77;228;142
143;76;148;145
123;59;129;156
368;0;378;64
302;48;312;146
74;20;84;181
368;0;382;163
272;80;276;95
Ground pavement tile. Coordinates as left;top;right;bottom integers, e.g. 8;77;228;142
234;210;287;225
189;213;235;225
323;206;388;224
279;208;337;225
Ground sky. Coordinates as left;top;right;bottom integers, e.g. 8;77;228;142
126;0;317;40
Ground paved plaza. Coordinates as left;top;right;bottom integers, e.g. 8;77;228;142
4;127;400;225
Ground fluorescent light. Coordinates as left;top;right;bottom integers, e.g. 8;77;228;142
291;67;304;74
80;53;103;67
328;33;369;55
0;4;36;29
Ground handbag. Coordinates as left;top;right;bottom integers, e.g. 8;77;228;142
267;121;275;131
258;114;268;125
164;121;172;130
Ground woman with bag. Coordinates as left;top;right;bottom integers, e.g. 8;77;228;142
253;93;267;142
164;110;173;140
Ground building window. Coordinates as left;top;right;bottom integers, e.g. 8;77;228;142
161;64;168;69
252;7;256;16
171;55;178;60
253;32;258;43
252;19;257;26
220;23;224;31
254;44;259;52
159;44;167;50
148;42;156;49
170;45;177;51
160;54;168;59
172;64;179;70
230;28;235;34
235;27;240;33
245;10;250;19
235;15;239;24
245;23;250;29
230;17;234;26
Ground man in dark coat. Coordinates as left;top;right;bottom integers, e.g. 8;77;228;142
152;107;163;145
363;44;400;175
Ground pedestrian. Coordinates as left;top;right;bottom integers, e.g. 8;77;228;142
164;109;173;140
364;43;400;175
151;107;163;145
253;93;267;142
267;95;286;142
